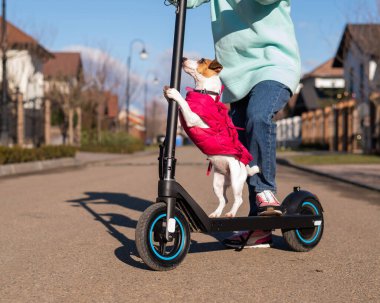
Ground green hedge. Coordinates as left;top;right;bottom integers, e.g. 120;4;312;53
80;131;144;154
0;145;77;165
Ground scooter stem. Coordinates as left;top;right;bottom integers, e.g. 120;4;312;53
163;0;187;181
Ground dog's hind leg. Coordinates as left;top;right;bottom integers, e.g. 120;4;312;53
225;160;247;217
209;171;228;218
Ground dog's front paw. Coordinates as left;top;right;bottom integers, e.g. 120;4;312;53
209;211;222;218
164;87;182;102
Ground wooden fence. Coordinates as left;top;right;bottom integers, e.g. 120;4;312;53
277;99;362;152
301;100;359;152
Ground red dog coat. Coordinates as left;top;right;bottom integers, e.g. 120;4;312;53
179;87;252;166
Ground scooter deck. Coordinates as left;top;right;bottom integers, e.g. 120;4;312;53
158;179;323;233
209;215;322;232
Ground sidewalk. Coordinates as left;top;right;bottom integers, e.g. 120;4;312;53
277;151;380;192
0;149;157;178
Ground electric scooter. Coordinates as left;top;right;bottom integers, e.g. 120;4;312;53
135;0;324;271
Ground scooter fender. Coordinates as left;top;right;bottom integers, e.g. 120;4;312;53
281;189;323;215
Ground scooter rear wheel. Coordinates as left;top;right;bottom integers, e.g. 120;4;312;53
282;198;324;252
135;202;190;271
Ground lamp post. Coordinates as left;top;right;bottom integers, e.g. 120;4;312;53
0;0;8;145
144;71;158;143
125;39;148;134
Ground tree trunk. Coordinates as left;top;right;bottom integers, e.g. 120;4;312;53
16;92;24;146
68;107;74;145
44;98;51;145
75;107;82;146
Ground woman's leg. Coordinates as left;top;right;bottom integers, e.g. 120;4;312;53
245;80;291;195
231;80;291;216
224;81;291;247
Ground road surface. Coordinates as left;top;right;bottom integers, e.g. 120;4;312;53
0;147;379;302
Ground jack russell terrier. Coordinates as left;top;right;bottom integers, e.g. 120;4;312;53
164;57;260;218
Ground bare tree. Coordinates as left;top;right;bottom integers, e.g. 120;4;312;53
80;45;122;141
146;96;167;143
45;72;84;144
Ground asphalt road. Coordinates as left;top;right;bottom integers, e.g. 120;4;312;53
0;147;379;302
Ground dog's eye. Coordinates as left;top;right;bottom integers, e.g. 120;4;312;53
198;58;205;64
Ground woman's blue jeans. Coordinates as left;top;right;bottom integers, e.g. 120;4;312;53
230;80;291;216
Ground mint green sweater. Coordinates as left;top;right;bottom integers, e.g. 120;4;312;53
187;0;301;103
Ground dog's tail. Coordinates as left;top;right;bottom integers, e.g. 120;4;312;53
246;165;260;176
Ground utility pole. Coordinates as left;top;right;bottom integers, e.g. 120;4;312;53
125;39;147;134
0;0;8;145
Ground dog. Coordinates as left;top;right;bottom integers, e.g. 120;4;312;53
164;57;259;218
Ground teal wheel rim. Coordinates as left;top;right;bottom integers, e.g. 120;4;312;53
296;202;321;244
149;214;185;261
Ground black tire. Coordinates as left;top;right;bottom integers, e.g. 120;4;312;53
135;202;190;271
282;198;324;252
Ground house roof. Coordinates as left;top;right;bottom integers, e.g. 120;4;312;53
333;24;380;67
0;17;52;59
303;58;344;79
43;52;83;79
299;84;319;110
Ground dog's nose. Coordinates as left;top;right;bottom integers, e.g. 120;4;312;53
182;57;188;62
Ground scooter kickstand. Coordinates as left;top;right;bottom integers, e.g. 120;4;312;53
236;231;254;252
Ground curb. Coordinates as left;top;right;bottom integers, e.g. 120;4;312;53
0;158;83;178
0;149;158;179
276;157;380;193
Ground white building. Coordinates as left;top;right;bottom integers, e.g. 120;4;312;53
0;17;52;108
333;24;380;153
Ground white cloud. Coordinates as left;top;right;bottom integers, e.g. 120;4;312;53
62;45;208;113
64;45;144;109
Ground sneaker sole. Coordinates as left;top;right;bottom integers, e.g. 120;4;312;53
258;208;283;216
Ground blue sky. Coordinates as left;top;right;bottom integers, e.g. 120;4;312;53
7;0;378;110
9;0;378;71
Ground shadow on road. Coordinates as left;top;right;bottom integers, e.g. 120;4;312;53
67;192;152;270
67;192;292;270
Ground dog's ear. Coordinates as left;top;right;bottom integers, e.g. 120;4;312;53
209;59;223;73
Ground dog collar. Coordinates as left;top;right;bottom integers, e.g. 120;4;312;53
193;89;220;96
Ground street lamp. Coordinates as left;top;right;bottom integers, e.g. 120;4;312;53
144;71;158;143
125;39;148;134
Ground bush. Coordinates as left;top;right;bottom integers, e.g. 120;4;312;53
80;131;144;154
0;145;76;165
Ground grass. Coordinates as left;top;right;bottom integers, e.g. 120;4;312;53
288;154;380;165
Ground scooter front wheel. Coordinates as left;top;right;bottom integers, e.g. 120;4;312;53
135;202;190;271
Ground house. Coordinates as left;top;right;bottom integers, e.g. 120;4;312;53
77;87;121;142
291;58;345;116
0;17;52;146
118;109;145;140
333;24;380;153
43;52;84;145
99;91;119;131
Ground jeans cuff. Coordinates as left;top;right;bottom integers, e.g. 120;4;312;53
255;187;277;194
